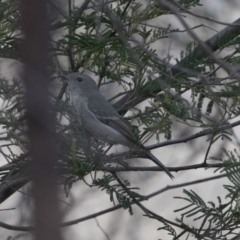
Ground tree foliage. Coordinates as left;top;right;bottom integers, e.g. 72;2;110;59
0;0;240;239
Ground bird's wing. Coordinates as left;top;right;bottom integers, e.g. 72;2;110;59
87;93;121;119
87;93;136;143
87;93;173;178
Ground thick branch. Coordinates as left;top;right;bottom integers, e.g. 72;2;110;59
0;176;30;203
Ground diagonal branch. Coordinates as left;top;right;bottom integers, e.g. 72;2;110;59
115;17;240;113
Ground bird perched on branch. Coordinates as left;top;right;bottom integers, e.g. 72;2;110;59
61;72;173;179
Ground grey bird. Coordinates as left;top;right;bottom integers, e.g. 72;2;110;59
62;73;173;179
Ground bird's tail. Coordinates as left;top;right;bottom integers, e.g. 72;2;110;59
146;151;174;179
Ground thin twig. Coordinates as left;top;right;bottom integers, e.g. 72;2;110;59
147;119;240;150
94;218;110;240
98;162;222;173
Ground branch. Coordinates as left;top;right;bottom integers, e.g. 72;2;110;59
0;176;30;203
147;119;240;150
0;173;226;231
115;17;240;112
146;173;226;199
99;162;222;173
1;118;236;202
48;0;68;19
0;160;221;203
71;0;91;28
159;0;240;79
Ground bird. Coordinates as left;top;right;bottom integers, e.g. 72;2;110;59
61;72;173;179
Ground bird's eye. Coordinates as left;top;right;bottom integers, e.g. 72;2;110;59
76;77;83;82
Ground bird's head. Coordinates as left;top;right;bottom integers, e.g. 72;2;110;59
61;72;98;97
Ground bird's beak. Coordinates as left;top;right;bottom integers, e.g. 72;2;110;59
58;72;69;82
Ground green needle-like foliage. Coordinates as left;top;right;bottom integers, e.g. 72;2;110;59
1;0;240;238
